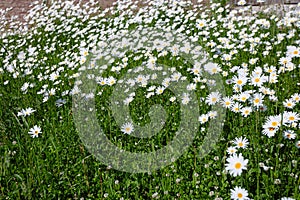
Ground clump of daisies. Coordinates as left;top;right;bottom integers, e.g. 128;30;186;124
226;136;250;199
262;92;300;148
225;137;249;177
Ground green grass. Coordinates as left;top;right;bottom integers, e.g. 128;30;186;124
0;0;299;199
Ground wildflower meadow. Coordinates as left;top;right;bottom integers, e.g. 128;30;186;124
0;0;299;199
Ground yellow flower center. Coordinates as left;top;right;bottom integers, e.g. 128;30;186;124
271;122;278;127
237;193;243;198
289;116;295;121
237;80;243;85
238;142;243;147
235;162;242;169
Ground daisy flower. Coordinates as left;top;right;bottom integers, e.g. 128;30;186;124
264;65;276;73
283;111;300;124
230;186;250;200
196;19;206;29
121;122;134;135
240;107;252;117
225;153;248;177
147;85;156;92
231;102;243;113
262;127;278;138
107;76;116;86
227;146;237;155
171;72;181;82
204;62;221;74
17;107;36;117
146;92;154;98
205;91;221;105
162;78;171;87
263;115;282;129
237;0;247;6
283;130;296;140
28;125;42;138
250;74;267;87
232;75;248;87
283;99;296;109
181;93;190;105
97;77;107;86
234;137;249;149
251;93;264;108
238;92;250;102
279;57;291;65
291;93;300;103
155;86;165;95
286;45;300;58
208;111;218;119
221;96;233;109
295;141;300;149
169;96;176;102
199;114;209;124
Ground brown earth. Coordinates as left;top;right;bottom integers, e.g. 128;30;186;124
0;0;297;23
0;0;209;21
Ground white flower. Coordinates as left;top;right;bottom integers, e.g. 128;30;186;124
107;76;116;86
155;86;165;95
181;93;190;105
240;107;252;117
28;125;42;138
17;107;36;117
199;114;209;124
120;122;134;135
225;153;248;177
286;46;300;58
230;186;250;200
196;19;206;29
170;96;176;102
227;146;237;155
283;99;296;109
283;130;296;140
205;92;221;105
221;97;233;109
233;137;249;149
281;198;295;200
